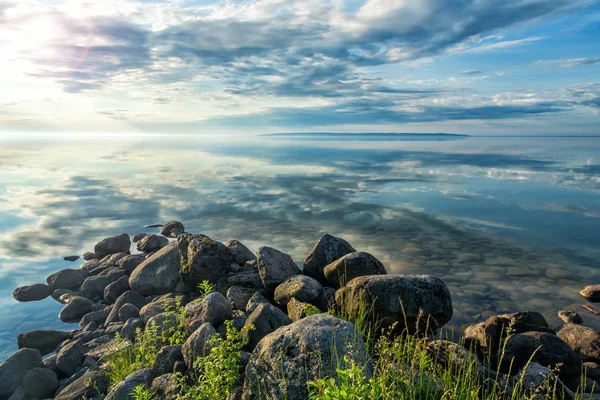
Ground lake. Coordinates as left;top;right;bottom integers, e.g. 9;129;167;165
0;133;599;361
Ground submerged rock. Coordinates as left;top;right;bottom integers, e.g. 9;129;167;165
323;251;387;288
12;284;53;302
256;246;300;291
303;234;356;284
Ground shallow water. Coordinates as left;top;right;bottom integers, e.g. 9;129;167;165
0;134;599;360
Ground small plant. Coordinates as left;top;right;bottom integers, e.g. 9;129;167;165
304;303;321;317
197;280;214;299
163;297;189;345
131;384;157;400
308;355;372;399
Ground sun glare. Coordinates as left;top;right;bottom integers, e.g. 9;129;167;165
21;15;62;48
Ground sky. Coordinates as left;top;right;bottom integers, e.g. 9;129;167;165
0;0;599;135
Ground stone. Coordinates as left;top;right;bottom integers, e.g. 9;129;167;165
303;234;356;284
121;318;144;341
146;312;180;339
224;240;256;265
245;292;270;314
132;233;147;242
80;309;109;328
56;339;85;376
101;252;129;265
104;290;147;327
54;370;109;400
105;368;153;400
12;284;53;302
227;286;257;310
287;298;312;322
117;254;146;274
256;246;300;291
64;255;80;262
52;288;80;304
317;287;336;312
182;322;217;369
227;271;263;290
137;234;170;253
558;310;583;324
152;345;184;376
243;303;291;351
59;296;95;323
323;251;387;288
23;367;58;398
94;233;131;259
152;374;179;400
160;221;185;238
243;314;372;400
514;362;567;398
178;234;236;288
185;292;232;334
336;274;453;334
83;252;97;261
582;285;600;302
47;269;89;290
140;299;177;324
104;275;130;304
274;275;322;306
17;330;71;356
129;242;181;296
118;303;140;322
557;323;600;361
426;340;484;377
80;268;127;300
80;259;100;272
501;331;582;378
0;348;43;399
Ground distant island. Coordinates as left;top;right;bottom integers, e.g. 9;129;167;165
259;132;471;140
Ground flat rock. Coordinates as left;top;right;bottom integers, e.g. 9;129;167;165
17;330;71;356
59;296;95;323
323;251;387;288
129;242;180;296
94;233;131;259
0;348;43;399
274;275;322;306
303;234;356;284
256;246;300;291
12;284;53;302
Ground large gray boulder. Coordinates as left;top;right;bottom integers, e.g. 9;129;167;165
17;330;71;356
80;268;127;300
336;274;453;334
152;345;184;377
117;254;146;274
557;323;600;361
184;292;232;334
23;367;58;399
274;275;322;307
245;292;270;314
129;242;181;296
243;303;291;351
137;234;169;253
47;269;89;290
12;284;53;302
0;348;43;399
323;251;387;288
178;234;236;288
160;221;185;238
54;370;109;400
256;246;300;291
94;233;131;259
105;291;147;326
224;240;256;265
227;286;257;310
182;322;217;369
56;339;85;376
303;234;356;284
105;368;153;400
59;296;95;323
104;275;130;304
243;314;373;400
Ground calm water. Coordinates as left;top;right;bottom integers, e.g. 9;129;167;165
0;134;599;360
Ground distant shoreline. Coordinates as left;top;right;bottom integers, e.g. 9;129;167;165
259;132;471;138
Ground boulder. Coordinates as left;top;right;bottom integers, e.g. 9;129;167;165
558;310;583;325
303;234;356;284
227;271;263;291
581;285;600;302
146;312;180;339
274;275;322;307
104;275;130;304
54;370;109;400
105;291;147;327
83;252;97;261
317;287;336;312
117;254;146;274
17;330;71;356
118;303;140;322
227;286;257;310
224;240;256;265
52;288;80;304
56;339;85;376
101;252;129;265
121;318;144;341
140;298;178;324
152;345;184;376
245;292;270;314
243;303;291;351
182;322;217;369
12;284;53;302
501;331;581;378
256;246;300;291
132;233;147;242
137;234;169;253
336;274;453;334
80;268;127;300
93;233;131;259
80;309;109;328
152;374;179;400
47;269;89;290
23;367;58;398
243;314;372;400
64;255;80;262
426;340;484;377
178;234;236;288
287;298;311;322
105;368;153;400
0;348;43;399
80;259;100;272
557;323;600;361
185;292;232;334
161;221;185;238
323;251;387;288
129;242;180;296
59;296;95;323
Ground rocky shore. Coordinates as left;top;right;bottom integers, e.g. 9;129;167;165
2;222;600;399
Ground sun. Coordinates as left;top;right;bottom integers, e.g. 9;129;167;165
20;14;64;48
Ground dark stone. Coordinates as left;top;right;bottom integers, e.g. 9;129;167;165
12;284;53;302
224;240;256;265
117;254;146;274
56;339;85;376
63;255;80;262
104;291;147;327
160;221;185;238
0;348;43;399
80;309;108;328
152;345;184;376
104;275;130;304
17;330;71;356
227;286;257;310
323;251;387;289
303;234;356;284
558;310;583;324
47;269;89;291
256;246;300;291
121;318;144;341
243;303;291;351
59;297;95;323
245;292;270;315
23;367;58;398
80;268;127;300
129;242;180;296
132;233;147;242
178;234;236;288
118;303;140;322
274;275;322;306
185;292;232;334
105;368;153;399
152;374;179;400
182;323;216;369
83;252;97;261
54;370;109;400
137;234;169;253
93;233;131;259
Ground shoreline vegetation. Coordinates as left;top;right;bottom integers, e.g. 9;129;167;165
2;223;600;399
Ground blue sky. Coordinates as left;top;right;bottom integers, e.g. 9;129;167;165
0;0;599;135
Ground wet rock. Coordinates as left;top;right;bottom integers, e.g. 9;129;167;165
23;367;58;398
243;314;372;400
105;291;147;327
121;317;144;341
557;323;600;361
582;285;600;302
94;233;131;259
129;242;180;296
303;234;356;284
0;348;43;399
47;269;89;291
105;368;153;400
323;251;387;288
160;221;185;238
256;246;300;291
59;296;95;323
245;292;270;314
117;254;146;274
152;374;179;400
83;252;97;261
137;234;169;253
178;234;236;288
227;286;257;310
54;370;109;400
132;233;147;242
152;345;184;376
12;284;53;302
224;240;256;265
274;275;322;306
56;339;85;376
243;303;291;351
118;303;140;322
185;292;232;334
17;330;71;356
80;268;127;300
558;310;583;324
182;322;217;369
501;331;581;378
104;275;130;304
336;274;453;334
